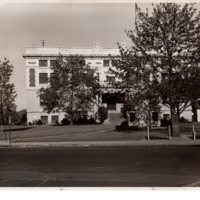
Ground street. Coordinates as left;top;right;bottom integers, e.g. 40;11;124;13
1;146;200;187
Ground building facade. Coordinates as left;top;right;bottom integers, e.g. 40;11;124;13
23;43;194;125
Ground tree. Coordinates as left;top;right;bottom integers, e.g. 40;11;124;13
12;109;27;125
112;48;161;127
114;3;200;135
0;58;17;125
39;55;100;122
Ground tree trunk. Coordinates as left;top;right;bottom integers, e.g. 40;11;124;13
192;101;198;122
170;106;180;137
176;106;180;122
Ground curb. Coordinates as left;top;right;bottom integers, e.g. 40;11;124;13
1;140;200;149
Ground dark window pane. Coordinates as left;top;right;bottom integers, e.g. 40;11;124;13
29;68;35;87
50;60;56;67
103;60;109;67
111;59;118;66
39;73;48;84
51;115;58;124
39;60;48;67
41;116;48;124
106;76;115;85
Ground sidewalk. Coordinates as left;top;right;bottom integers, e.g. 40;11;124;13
1;135;200;148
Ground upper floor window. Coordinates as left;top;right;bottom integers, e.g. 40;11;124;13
103;60;109;67
106;75;115;84
111;59;118;67
39;60;48;67
39;73;48;84
50;60;56;67
29;68;35;87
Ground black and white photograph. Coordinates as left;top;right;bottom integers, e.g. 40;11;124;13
1;0;200;192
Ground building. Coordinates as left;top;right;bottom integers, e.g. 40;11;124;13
23;42;194;125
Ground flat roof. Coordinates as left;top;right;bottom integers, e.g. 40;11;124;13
23;47;120;58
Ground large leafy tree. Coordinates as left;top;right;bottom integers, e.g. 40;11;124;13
114;3;200;135
112;47;160;127
39;55;100;122
0;58;17;124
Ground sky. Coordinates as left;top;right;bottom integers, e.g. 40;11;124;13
0;2;140;110
0;1;199;111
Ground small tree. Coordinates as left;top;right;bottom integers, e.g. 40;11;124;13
0;58;17;125
39;55;100;122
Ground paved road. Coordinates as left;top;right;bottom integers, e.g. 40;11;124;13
1;146;200;187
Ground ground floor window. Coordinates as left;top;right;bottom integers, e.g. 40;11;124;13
51;115;58;124
41;116;48;124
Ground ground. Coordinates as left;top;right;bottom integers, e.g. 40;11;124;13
1;146;200;187
0;124;200;187
0;123;196;143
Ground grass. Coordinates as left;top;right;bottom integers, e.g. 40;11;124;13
0;122;198;143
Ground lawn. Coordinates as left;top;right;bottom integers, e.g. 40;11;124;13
0;123;197;143
0;124;146;143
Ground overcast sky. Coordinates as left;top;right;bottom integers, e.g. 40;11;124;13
0;2;199;110
0;2;140;110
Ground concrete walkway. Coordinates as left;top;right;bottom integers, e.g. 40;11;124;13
0;135;200;148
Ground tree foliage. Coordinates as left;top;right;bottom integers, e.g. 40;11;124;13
0;58;17;124
39;55;100;121
113;3;200;127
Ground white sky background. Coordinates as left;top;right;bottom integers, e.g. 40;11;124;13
0;1;199;110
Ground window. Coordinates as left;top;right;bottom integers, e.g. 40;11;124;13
39;73;48;84
50;60;56;67
41;116;48;125
106;76;115;84
49;73;55;80
111;59;118;67
39;60;48;67
103;60;109;67
51;116;59;124
29;68;35;87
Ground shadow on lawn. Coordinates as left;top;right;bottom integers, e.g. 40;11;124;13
4;126;35;132
145;136;169;140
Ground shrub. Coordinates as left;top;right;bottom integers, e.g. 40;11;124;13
96;106;108;124
88;116;96;124
115;120;139;132
61;118;71;125
12;109;27;125
73;115;96;125
36;119;43;125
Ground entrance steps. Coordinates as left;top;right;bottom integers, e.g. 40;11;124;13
104;113;123;125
